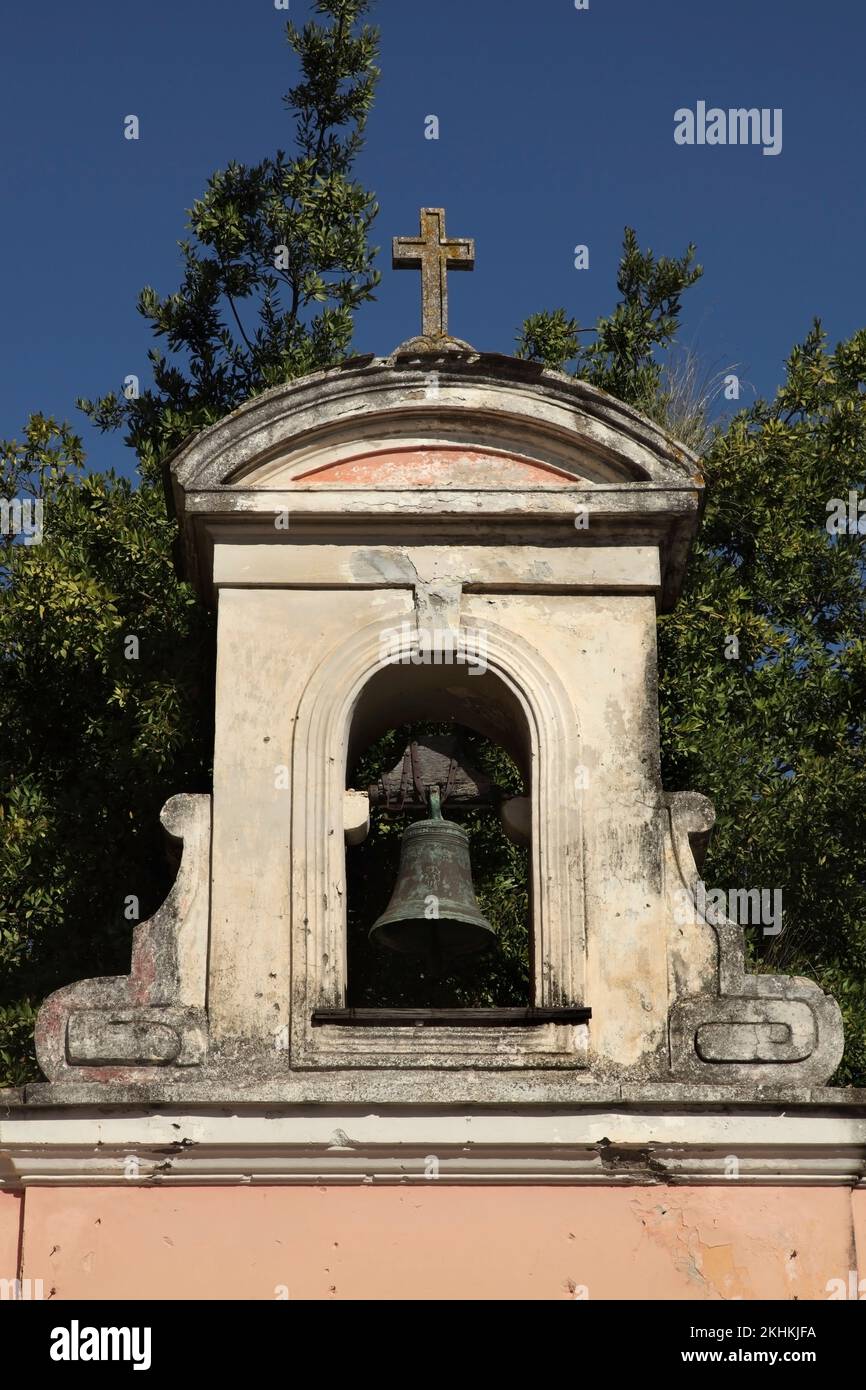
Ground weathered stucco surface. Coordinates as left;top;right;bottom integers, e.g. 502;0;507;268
24;350;844;1100
5;1185;862;1301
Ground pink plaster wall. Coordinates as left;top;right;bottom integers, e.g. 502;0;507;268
0;1190;22;1285
8;1185;863;1301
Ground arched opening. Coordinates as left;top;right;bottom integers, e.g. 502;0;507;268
345;661;532;1010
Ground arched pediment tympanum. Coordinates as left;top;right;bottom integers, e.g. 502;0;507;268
289;445;582;490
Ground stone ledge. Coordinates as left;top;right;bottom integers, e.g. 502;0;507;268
4;1081;866;1109
1;1100;865;1188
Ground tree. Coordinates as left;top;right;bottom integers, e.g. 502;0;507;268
517;226;702;422
658;324;866;1085
0;419;212;1084
80;0;380;483
0;1;380;1085
518;242;866;1085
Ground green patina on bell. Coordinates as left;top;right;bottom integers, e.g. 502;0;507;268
369;787;495;970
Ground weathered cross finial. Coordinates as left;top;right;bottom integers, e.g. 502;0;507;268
393;208;475;344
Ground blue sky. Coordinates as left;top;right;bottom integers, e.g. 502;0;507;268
2;0;864;477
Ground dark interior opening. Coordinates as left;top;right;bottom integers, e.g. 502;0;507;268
345;721;531;1010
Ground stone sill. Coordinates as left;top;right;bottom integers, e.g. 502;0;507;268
2;1093;865;1188
3;1081;866;1108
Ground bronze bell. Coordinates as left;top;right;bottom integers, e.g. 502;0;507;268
370;788;496;969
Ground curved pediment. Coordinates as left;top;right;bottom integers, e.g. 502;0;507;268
166;353;704;612
168;353;702;496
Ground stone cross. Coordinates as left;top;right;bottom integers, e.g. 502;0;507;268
393;208;475;340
